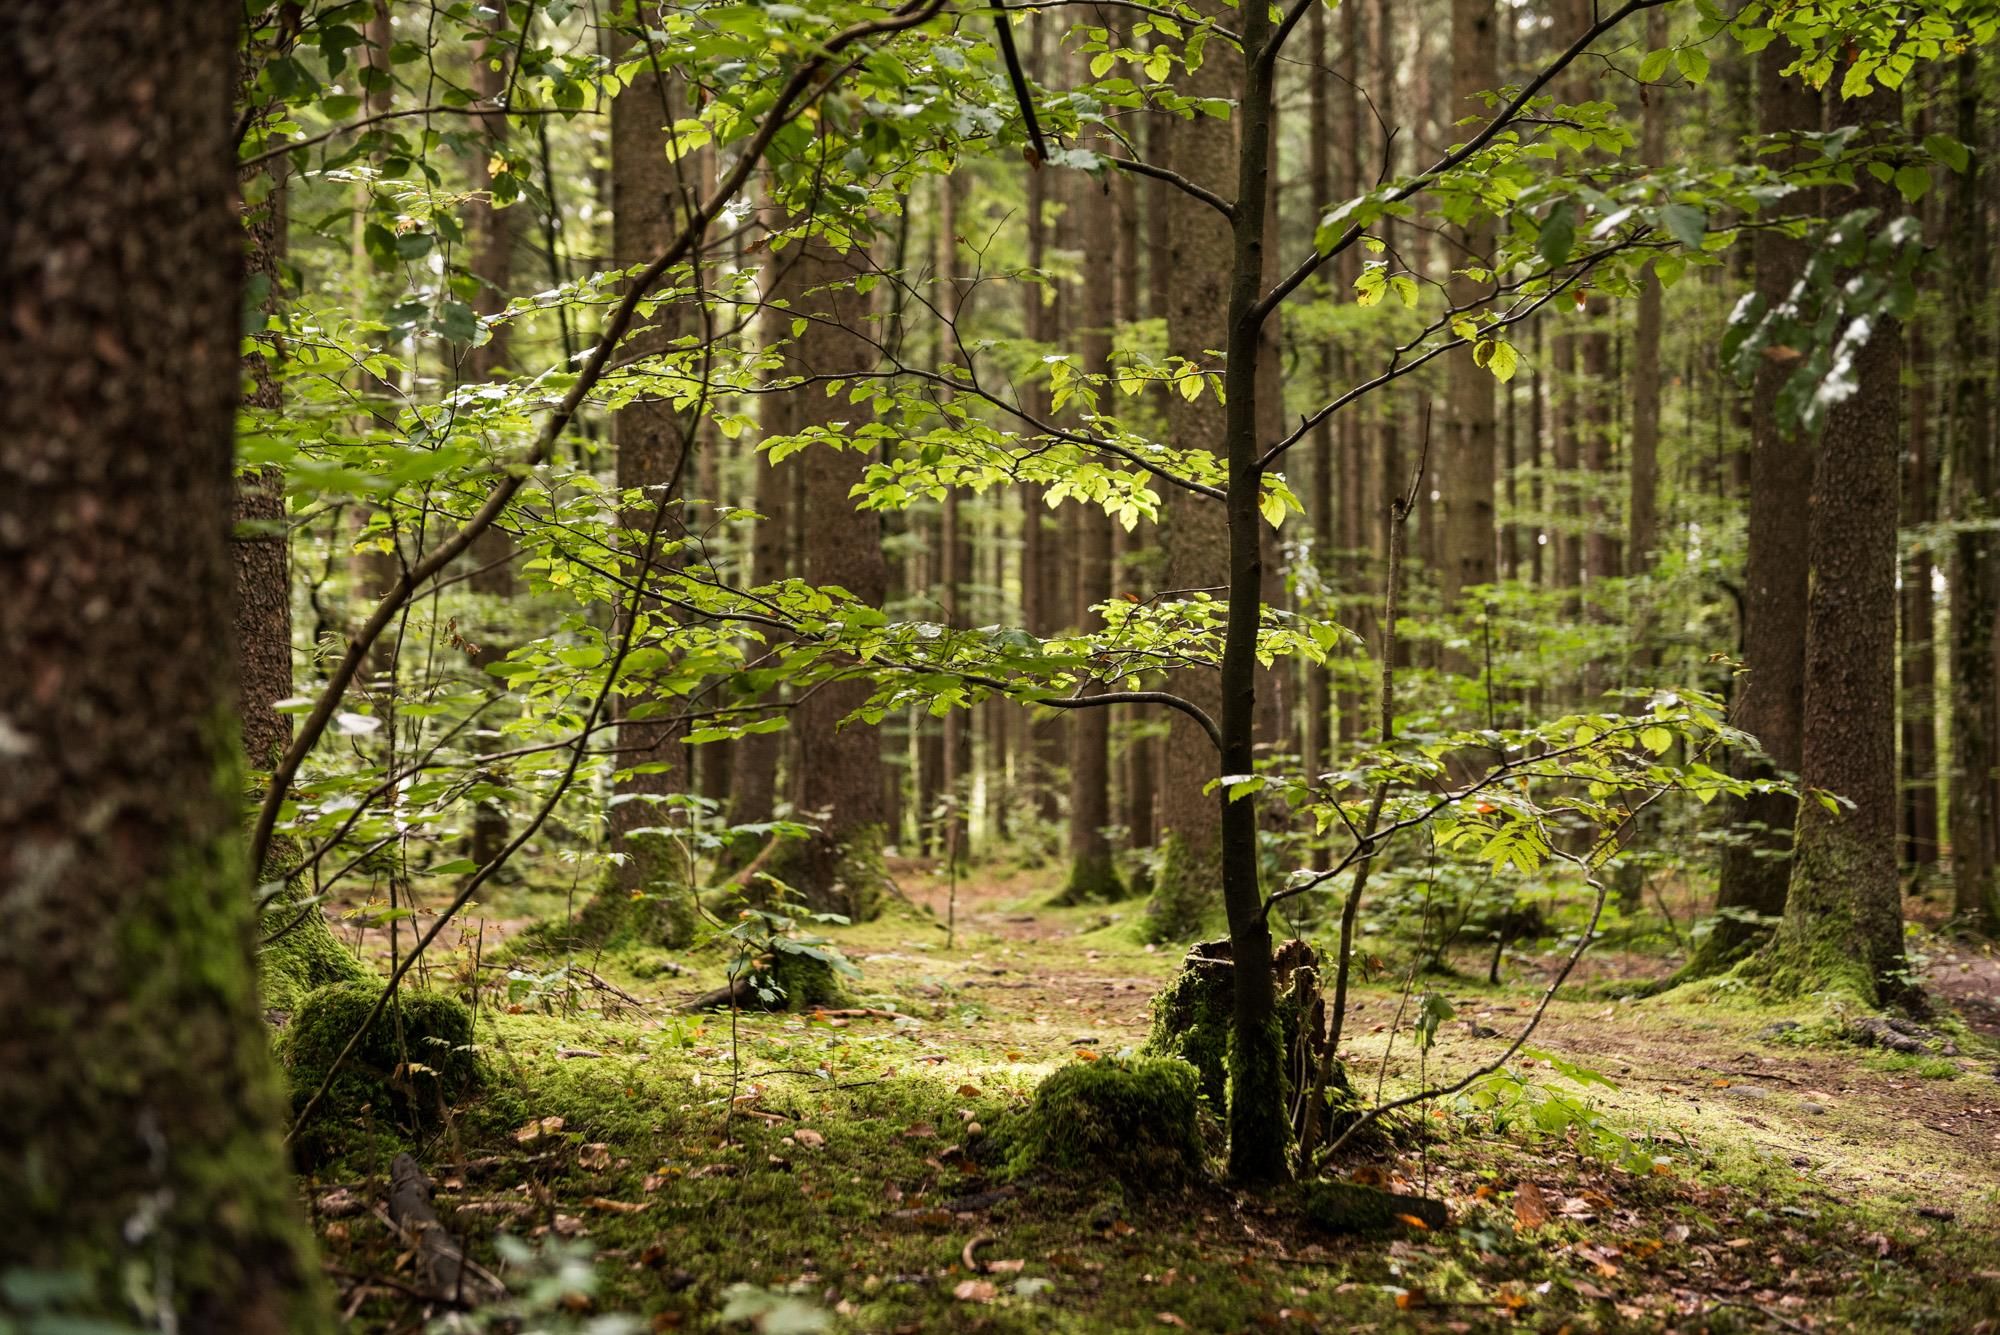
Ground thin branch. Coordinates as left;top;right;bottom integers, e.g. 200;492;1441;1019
1105;154;1235;220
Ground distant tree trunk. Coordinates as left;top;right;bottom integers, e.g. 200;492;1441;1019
354;0;402;688
769;224;892;920
1145;4;1234;942
1626;7;1666;585
604;47;695;931
1439;0;1498;636
1764;93;1915;1009
937;174;973;869
0;3;331;1323
1303;0;1335;777
1946;51;1998;932
239;84;370;1009
1899;323;1939;869
1692;48;1819;975
466;10;517;870
728;214;797;838
1060;130;1123;904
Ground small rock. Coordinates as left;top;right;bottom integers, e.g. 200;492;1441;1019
1756;1021;1800;1040
1717;1084;1773;1100
1799;1102;1828;1116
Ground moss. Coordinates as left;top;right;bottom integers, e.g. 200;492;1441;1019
761;824;889;922
988;1057;1206;1190
259;881;370;1011
282;980;479;1155
758;947;849;1011
508;874;699;958
1144;830;1223;941
1300;1180;1449;1234
1052;850;1125;907
1143;942;1234;1109
1228;1010;1292;1183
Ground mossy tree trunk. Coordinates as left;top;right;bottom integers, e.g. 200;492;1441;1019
1762;91;1916;1009
0;4;331;1324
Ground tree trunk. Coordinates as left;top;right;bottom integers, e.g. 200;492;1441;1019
1899;323;1939;869
1765;93;1915;1009
1060;126;1123;904
770;227;892;919
1692;46;1819;974
467;10;518;870
1946;51;1998;931
937;174;973;868
0;4;332;1323
1439;0;1498;634
1145;2;1234;942
604;46;695;928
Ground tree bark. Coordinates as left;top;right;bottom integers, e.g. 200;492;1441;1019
605;43;695;924
0;4;331;1323
1145;2;1233;942
1694;46;1819;974
1765;93;1915;1009
1946;51;1998;931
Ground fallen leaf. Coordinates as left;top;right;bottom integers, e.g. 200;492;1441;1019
513;1115;565;1144
987;1259;1026;1274
1514;1182;1552;1232
957;1084;982;1098
578;1142;612;1170
585;1197;649;1214
953;1280;997;1303
1157;1314;1188;1328
794;1128;826;1148
1394;1214;1431;1231
1075;1049;1101;1062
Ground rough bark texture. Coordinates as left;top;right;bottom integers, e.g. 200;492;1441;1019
1439;0;1498;629
1764;95;1914;1009
1693;48;1819;975
603;50;695;937
1898;323;1938;868
936;174;974;868
1946;52;1998;933
1626;7;1667;584
1060;127;1124;905
466;8;518;870
1144;8;1233;942
0;5;331;1324
768;226;891;919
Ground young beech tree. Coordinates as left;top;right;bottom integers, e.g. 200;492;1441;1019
0;3;331;1325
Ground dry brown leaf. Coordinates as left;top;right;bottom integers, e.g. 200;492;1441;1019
953;1280;997;1303
513;1115;565;1144
585;1197;649;1215
1514;1182;1552;1232
793;1128;826;1148
957;1084;982;1098
1156;1314;1188;1328
578;1142;612;1170
987;1258;1026;1274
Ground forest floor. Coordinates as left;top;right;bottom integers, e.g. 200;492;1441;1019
295;862;2000;1333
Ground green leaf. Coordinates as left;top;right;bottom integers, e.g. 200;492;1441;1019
1639;725;1674;755
1638;48;1672;83
1894;163;1931;203
1538;204;1575;268
1674;45;1710;85
1660;202;1706;250
1923;132;1970;174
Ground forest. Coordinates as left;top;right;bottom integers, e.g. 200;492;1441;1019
4;0;2000;1330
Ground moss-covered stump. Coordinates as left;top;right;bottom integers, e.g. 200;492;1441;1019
989;1057;1206;1190
508;877;699;958
1300;1180;1449;1234
259;881;371;1011
1142;938;1327;1121
283;981;479;1146
759;947;849;1011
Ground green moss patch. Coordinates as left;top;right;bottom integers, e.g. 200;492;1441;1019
282;981;479;1152
987;1056;1206;1190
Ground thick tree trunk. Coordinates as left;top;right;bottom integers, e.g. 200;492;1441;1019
1693;47;1819;974
771;228;891;919
1899;323;1939;869
1145;3;1233;942
1946;52;1999;932
1765;94;1915;1009
603;47;695;931
0;4;331;1324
